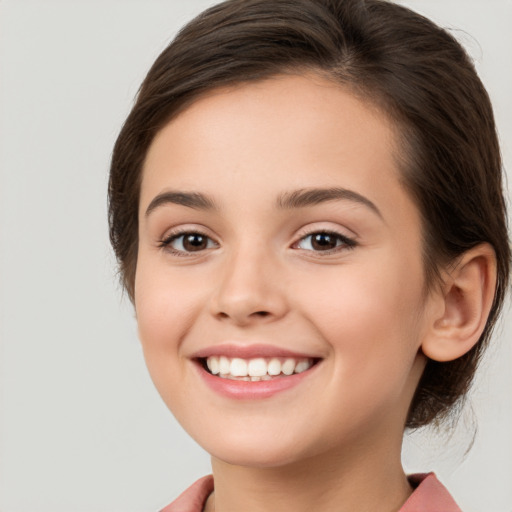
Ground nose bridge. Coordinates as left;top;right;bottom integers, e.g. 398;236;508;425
210;241;287;324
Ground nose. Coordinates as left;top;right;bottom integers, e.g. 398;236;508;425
209;247;289;326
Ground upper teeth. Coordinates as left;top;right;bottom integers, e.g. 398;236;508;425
206;356;313;379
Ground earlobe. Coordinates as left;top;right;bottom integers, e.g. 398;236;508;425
421;244;497;362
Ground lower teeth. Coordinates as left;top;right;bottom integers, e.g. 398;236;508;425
219;374;275;381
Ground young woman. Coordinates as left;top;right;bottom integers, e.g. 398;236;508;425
108;0;510;510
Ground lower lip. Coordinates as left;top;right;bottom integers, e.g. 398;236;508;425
195;362;320;400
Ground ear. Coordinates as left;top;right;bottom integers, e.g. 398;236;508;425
421;243;497;362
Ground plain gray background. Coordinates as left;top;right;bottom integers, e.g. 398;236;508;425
0;1;511;511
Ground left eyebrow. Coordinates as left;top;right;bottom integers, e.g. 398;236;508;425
276;187;383;219
145;190;219;217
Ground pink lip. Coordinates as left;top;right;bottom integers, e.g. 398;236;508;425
192;357;321;400
192;343;319;360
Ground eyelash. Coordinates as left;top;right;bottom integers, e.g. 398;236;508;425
158;229;357;257
158;229;218;257
293;230;357;254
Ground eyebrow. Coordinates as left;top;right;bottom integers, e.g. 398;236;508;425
144;186;382;218
145;190;218;217
276;187;382;218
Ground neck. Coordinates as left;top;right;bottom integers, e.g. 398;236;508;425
205;435;412;512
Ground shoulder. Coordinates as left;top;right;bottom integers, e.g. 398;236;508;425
159;475;214;512
400;473;462;512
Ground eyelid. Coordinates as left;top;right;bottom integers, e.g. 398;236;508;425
158;223;217;242
158;226;219;256
292;227;358;254
156;224;357;257
293;219;358;238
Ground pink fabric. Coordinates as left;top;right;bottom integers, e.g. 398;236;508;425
401;473;462;511
159;472;461;512
159;475;214;512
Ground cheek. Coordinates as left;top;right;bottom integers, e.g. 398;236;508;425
133;255;202;395
133;265;202;420
294;255;425;378
135;256;198;343
297;270;425;433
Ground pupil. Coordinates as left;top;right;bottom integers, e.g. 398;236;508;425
312;233;336;250
184;234;206;251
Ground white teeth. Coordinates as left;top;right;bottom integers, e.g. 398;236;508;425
206;356;220;375
230;358;248;377
219;356;230;374
204;356;315;379
267;358;282;376
295;360;310;374
282;358;295;376
248;358;267;377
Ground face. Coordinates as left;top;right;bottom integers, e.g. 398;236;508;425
135;74;431;468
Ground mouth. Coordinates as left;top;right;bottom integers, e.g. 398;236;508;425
192;344;323;399
198;355;320;381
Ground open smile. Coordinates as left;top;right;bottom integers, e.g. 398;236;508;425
192;345;323;399
200;356;317;381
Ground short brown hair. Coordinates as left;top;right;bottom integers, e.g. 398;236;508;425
108;0;510;428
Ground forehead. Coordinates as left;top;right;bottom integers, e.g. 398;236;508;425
140;74;414;227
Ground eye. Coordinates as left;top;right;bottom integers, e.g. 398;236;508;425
160;231;218;255
294;231;356;252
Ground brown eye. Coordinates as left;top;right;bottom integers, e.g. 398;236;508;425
182;233;208;251
295;231;356;252
310;233;338;250
163;231;217;254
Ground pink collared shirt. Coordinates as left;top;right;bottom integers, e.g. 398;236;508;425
159;473;462;511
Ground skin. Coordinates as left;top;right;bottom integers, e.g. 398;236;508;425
134;74;493;511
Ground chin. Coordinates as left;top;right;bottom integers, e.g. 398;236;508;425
212;448;302;469
197;429;308;469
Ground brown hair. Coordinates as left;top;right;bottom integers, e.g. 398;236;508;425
108;0;510;428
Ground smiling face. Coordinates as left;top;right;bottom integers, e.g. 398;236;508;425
135;74;432;468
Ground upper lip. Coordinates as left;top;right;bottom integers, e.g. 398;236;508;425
191;343;322;360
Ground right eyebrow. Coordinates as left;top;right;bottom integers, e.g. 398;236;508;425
276;187;383;219
145;190;218;217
